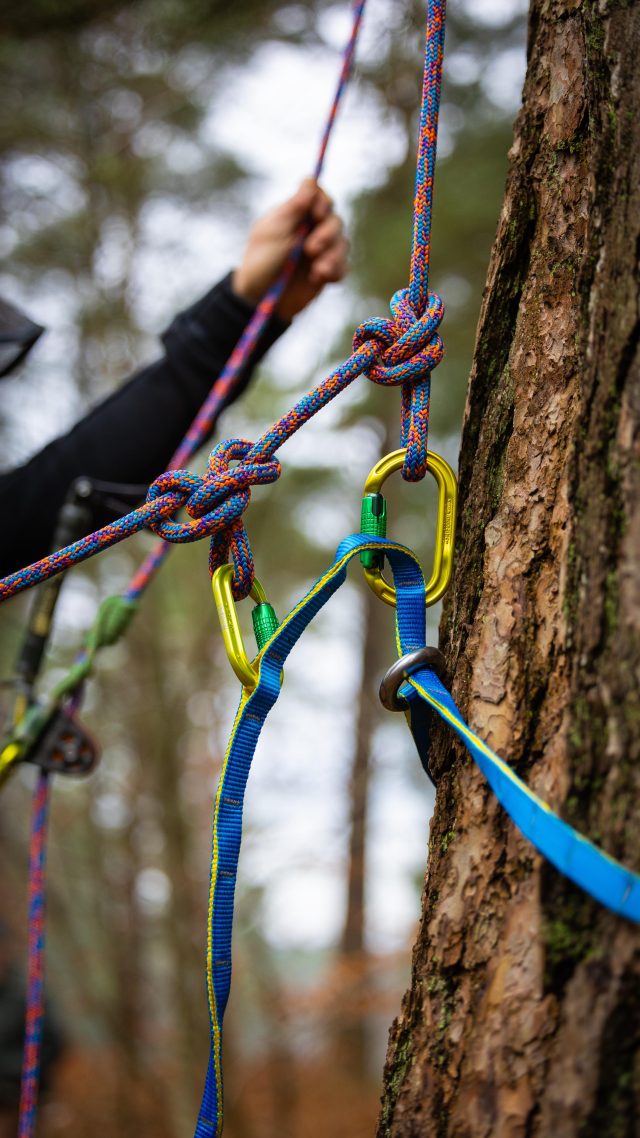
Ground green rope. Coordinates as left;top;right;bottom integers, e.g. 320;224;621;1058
52;595;138;702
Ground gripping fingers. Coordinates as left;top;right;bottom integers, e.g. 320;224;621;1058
308;244;350;285
309;186;334;221
306;213;349;284
304;213;345;257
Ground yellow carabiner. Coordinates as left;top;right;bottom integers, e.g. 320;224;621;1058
211;564;279;692
360;447;457;607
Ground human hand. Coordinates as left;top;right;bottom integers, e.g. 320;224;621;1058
232;179;349;321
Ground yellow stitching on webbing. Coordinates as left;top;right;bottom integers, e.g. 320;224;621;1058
409;677;640;879
409;678;514;772
207;687;250;1131
410;678;562;808
207;540;425;1127
205;555;366;1128
254;541;424;674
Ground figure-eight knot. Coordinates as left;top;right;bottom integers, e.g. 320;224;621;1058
146;439;281;598
352;287;443;387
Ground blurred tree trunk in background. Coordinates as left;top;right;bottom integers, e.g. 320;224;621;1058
127;590;205;1134
336;584;383;1081
379;1;640;1135
336;415;394;1083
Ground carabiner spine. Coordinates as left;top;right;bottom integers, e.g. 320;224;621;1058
212;565;280;692
211;565;260;690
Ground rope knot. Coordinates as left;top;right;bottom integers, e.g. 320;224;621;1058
353;288;443;387
145;441;281;600
352;288;444;481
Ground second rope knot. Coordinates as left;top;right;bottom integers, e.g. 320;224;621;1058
353;287;444;386
146;440;281;598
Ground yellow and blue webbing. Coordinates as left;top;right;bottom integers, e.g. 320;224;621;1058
401;670;640;921
196;533;640;1137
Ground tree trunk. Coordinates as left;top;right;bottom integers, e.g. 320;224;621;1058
379;1;640;1135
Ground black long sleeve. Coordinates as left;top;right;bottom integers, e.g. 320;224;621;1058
0;275;286;577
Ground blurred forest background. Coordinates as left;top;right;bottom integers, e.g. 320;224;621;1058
0;1;526;1134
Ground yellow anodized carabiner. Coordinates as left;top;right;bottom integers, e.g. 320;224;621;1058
211;564;279;692
360;447;457;607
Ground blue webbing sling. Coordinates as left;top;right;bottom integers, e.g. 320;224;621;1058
195;533;640;1137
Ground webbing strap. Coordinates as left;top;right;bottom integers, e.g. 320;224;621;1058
401;669;640;922
195;534;640;1137
195;536;427;1136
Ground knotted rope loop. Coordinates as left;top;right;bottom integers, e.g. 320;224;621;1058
205;439;282;508
353;287;444;481
209;517;256;602
353;287;444;387
144;440;280;601
144;441;281;552
201;440;281;600
204;440;282;601
145;470;230;543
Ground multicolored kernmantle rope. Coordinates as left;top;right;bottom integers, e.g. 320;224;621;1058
125;0;368;603
6;4;450;1136
10;5;371;1138
17;772;50;1138
0;0;447;611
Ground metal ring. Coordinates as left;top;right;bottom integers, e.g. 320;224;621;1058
379;647;446;711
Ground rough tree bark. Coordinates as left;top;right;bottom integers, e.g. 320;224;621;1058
379;1;640;1135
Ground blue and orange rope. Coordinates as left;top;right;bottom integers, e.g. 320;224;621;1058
9;7;371;1138
3;4;640;1137
17;771;50;1138
0;0;447;611
125;0;368;604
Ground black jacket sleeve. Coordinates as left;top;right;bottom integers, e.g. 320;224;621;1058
0;274;287;577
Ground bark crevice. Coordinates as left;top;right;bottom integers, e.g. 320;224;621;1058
378;1;640;1134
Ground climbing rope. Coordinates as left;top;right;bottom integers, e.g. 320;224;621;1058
1;3;443;1121
6;7;368;1137
0;0;446;611
1;2;639;1136
0;288;445;604
17;771;50;1138
0;0;371;800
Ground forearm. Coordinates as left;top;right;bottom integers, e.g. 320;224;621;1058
0;275;286;577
